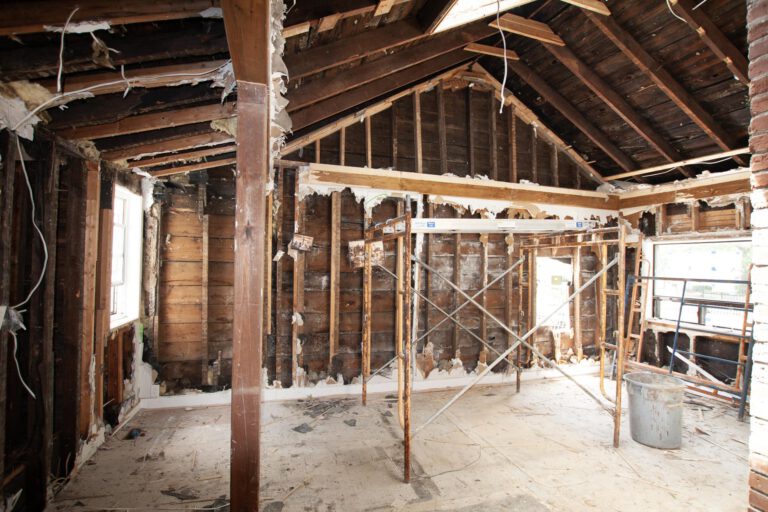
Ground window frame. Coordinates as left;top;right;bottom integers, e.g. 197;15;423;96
109;185;143;329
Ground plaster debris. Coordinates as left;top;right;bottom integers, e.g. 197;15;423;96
199;7;223;17
210;117;237;137
44;21;111;33
292;313;304;326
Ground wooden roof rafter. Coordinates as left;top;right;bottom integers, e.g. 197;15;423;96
148;155;237;178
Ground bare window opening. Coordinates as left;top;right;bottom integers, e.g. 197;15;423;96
535;257;573;330
110;186;143;328
653;240;751;331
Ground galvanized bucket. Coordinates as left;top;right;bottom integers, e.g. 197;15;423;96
623;371;686;449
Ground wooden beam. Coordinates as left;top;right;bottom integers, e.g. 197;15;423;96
291;174;305;386
329;192;341;367
467;87;475;176
489;93;498;180
317;13;342;32
290;49;472;131
465;43;520;60
438;86;448;174
103;132;233;162
287;22;495;112
132;144;237;168
490;13;565;46
669;0;749;85
300;162;619;210
40;60;229;96
618;168;749;212
200;185;210;380
544;43;690;174
285;19;423;81
365;116;372;168
585;11;745;164
509;107;517;182
471;64;605;184
79;161;100;438
149;156;237;178
560;0;610;15
413;92;423;174
506;59;636;172
418;0;459;34
222;0;269;507
374;0;397;16
0;0;219;36
605;147;750;180
59;103;237;140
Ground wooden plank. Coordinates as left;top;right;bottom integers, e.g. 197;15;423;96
669;0;749;85
561;0;610;15
292;172;305;386
200;186;210;374
509;107;517;182
103;132;233;162
531;129;538;183
149;157;238;178
573;244;582;359
413;92;423;173
132;144;237;168
0;0;218;36
489;93;498;180
586;11;744;163
467;88;475;177
438;85;448;174
391;107;398;167
339;127;346;166
374;0;396;16
545;43;689;174
287;22;494;112
552;147;559;187
40;60;229;96
606;148;750;180
365;116;372;168
490;13;565;46
79;160;100;438
418;0;459;34
264;191;273;337
317;12;342;32
59;103;237;140
290;50;473;131
303;162;619;210
509;57;631;174
464;43;520;60
329;192;341;367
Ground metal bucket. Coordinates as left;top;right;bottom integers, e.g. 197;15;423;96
623;371;686;449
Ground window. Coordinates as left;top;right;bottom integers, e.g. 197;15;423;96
110;186;142;328
535;257;573;329
652;240;751;331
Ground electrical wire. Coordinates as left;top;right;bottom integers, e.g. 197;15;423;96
10;331;36;399
495;0;509;112
12;136;49;310
666;0;686;21
56;7;80;94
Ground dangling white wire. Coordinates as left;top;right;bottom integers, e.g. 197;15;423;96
496;0;508;113
11;136;49;310
10;331;36;399
56;7;80;94
666;0;686;21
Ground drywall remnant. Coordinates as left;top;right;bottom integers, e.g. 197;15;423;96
44;21;111;33
199;7;223;17
211;117;237;137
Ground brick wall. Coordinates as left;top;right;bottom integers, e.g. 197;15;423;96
750;0;768;509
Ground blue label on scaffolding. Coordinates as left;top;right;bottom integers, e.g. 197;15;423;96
576;222;583;228
427;221;436;228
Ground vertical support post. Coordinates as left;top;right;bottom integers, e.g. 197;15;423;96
396;202;405;428
691;201;700;231
505;234;515;367
339;127;346;166
391;107;398;168
413;92;423;174
315;139;321;164
552;148;559;187
452;226;462;357
527;243;537;363
292;173;305;386
200;184;210;379
509;108;517;183
573;243;582;360
531;129;538;183
365;116;372;168
221;0;271;506
329;192;341;368
274;167;285;383
264;189;273;337
403;202;413;483
437;85;448;174
489;93;498;181
80;160;100;439
362;219;372;405
425;203;434;347
613;224;627;448
480;233;489;357
94;169;115;426
467;87;475;177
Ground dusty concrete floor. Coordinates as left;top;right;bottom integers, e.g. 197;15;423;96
52;375;749;511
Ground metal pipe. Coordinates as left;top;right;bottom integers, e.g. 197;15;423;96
412;256;618;437
414;257;525;347
669;280;687;375
635;275;750;285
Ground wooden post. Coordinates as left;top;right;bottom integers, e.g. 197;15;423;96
531;129;538;183
339;127;346;166
480;233;489;356
614;225;627;448
274;167;285;383
573;241;582;360
391;107;398;168
292;173;305;386
329;192;341;368
452;225;462;357
505;233;515;367
468;87;475;177
80;160;100;439
437;85;448;174
362;217;372;405
413;92;423;174
365;115;372;168
200;184;210;379
222;0;271;506
489;93;498;180
509;108;517;183
94;170;115;425
264;190;273;337
552;147;559;187
403;205;413;483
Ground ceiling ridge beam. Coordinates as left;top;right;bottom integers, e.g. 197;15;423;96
668;0;749;85
287;22;496;112
58;102;236;140
585;11;746;166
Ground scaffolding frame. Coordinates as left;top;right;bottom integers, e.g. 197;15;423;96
361;208;628;483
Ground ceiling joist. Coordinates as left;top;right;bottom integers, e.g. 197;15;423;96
131;144;238;168
464;43;520;60
149;156;237;178
102;131;233;162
